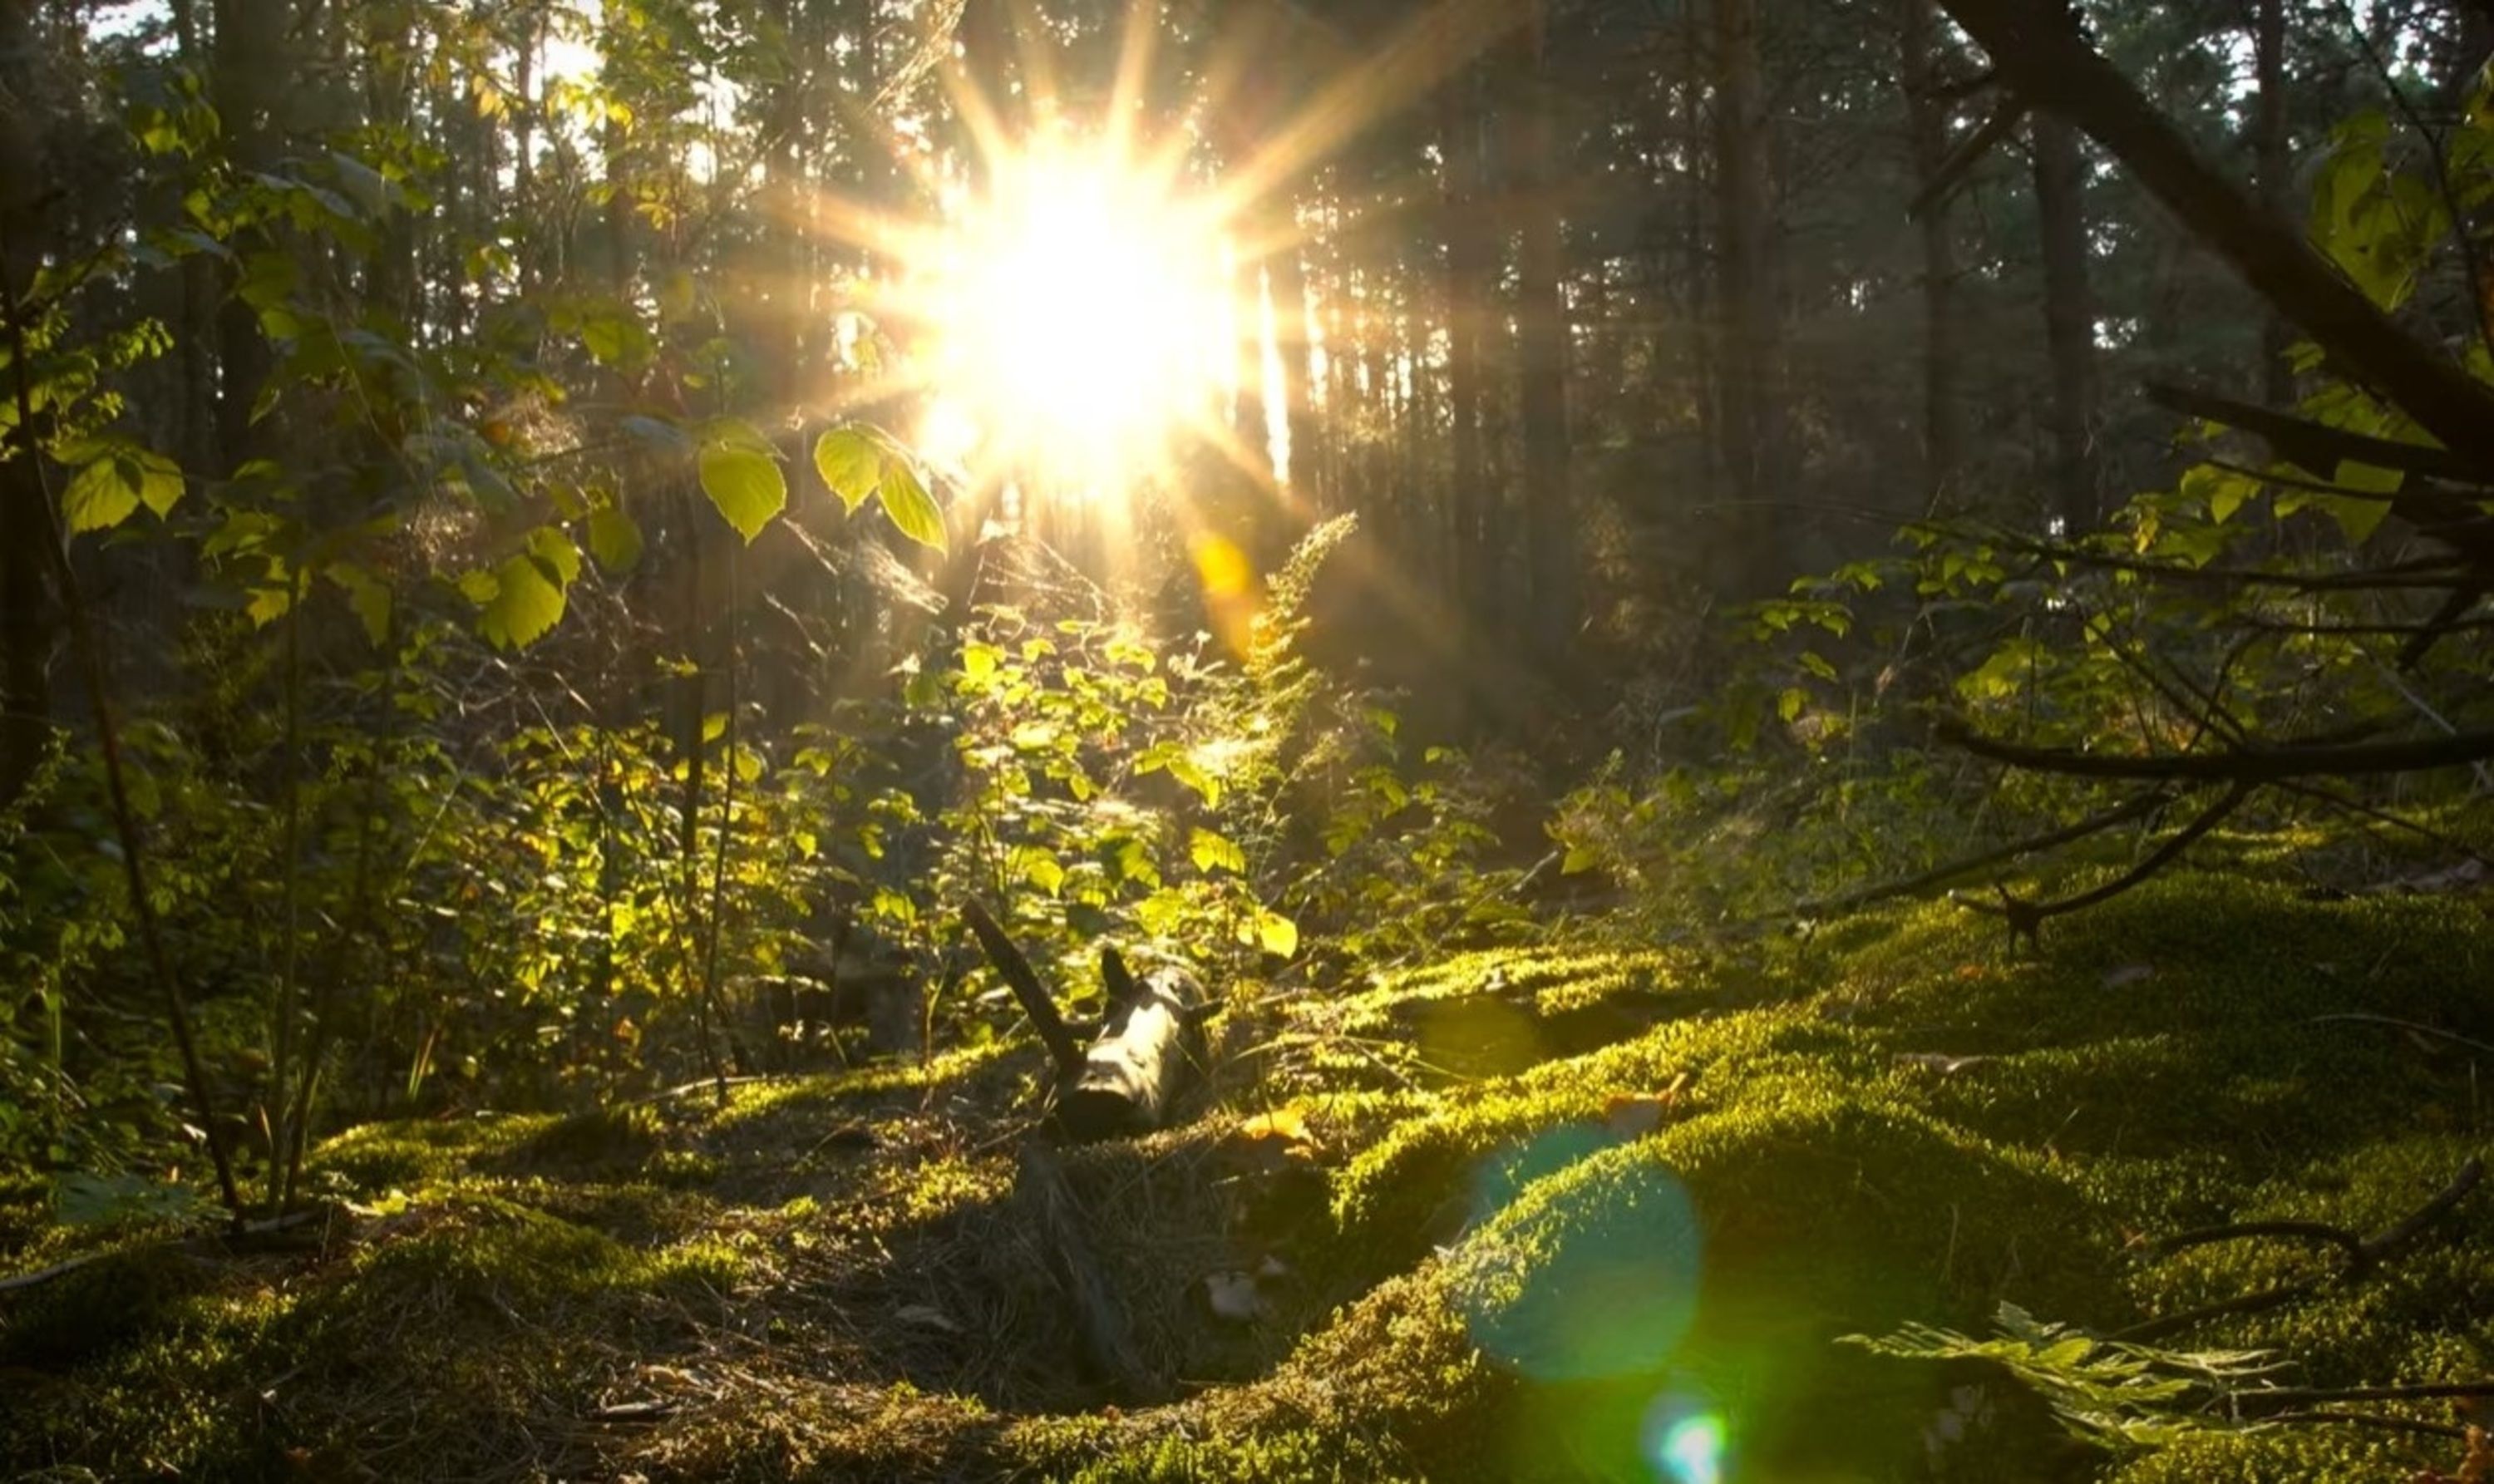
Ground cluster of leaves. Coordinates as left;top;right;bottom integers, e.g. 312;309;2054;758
1846;1303;2280;1452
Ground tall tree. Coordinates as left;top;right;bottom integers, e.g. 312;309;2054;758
210;0;283;473
2253;0;2294;407
0;0;51;811
1440;62;1492;627
2033;111;2099;530
1899;0;1965;499
1712;0;1787;593
1512;0;1575;663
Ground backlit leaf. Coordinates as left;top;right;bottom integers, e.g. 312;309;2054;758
587;505;643;573
699;442;786;544
477;552;564;649
812;427;880;514
875;456;946;550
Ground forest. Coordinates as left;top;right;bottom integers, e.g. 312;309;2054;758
5;0;2494;1477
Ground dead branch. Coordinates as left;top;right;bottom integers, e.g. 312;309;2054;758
2112;1157;2482;1343
963;898;1087;1077
1782;787;2176;919
1908;89;2029;220
1939;718;2494;783
1956;782;2250;947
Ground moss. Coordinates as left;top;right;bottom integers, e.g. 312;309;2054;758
311;1111;548;1191
2103;1427;2437;1482
17;861;2494;1482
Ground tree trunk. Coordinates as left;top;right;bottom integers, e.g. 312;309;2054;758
1713;0;1787;595
1441;67;1491;626
1511;1;1575;665
211;0;284;473
0;0;52;811
2033;111;2100;531
1267;245;1314;495
2254;0;2294;407
1899;0;1965;500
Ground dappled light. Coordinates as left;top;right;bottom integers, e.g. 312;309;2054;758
12;0;2494;1481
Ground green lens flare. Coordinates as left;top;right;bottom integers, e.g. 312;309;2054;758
1658;1413;1725;1484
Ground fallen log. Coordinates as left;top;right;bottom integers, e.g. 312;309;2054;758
961;899;1211;1142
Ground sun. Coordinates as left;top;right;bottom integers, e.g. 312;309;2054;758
918;143;1235;495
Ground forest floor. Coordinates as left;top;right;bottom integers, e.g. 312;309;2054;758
8;848;2494;1482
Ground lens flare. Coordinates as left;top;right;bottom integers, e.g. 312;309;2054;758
1654;1413;1727;1484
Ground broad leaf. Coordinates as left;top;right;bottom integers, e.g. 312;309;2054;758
1190;827;1247;875
587;505;643;573
63;451;141;532
477;552;564;649
812;427;880;514
699;442;786;543
876;456;947;550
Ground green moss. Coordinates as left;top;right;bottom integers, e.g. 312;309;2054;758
17;860;2494;1482
2104;1427;2435;1483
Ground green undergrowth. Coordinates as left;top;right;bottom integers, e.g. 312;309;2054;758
9;870;2494;1480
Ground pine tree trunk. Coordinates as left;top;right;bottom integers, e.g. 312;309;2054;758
1899;0;1964;499
2255;0;2294;407
0;0;52;811
1512;1;1575;665
1713;0;1786;595
2032;111;2100;531
211;0;284;474
1441;67;1491;627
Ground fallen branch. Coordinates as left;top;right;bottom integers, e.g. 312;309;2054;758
0;1205;337;1294
2112;1157;2482;1343
962;898;1087;1077
961;900;1210;1142
1957;782;2250;948
2306;1013;2494;1060
1940;718;2494;784
1782;787;2175;919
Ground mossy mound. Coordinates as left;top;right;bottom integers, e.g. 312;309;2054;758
9;869;2494;1480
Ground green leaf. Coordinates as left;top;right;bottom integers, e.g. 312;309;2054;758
1253;909;1299;959
1166;753;1221;808
62;451;142;533
134;447;184;518
327;563;393;645
525;525;583;584
875;456;947;550
587;505;643;573
476;553;565;650
2317;493;2393;545
698;443;786;544
1776;688;1805;723
2331;458;2405;496
1190;827;1247;875
1012;844;1067;895
812;427;880;514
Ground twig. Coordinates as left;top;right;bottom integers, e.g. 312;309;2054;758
2113;1157;2483;1343
2256;1408;2467;1437
1941;717;2494;783
2156;1220;2368;1270
962;898;1085;1077
2308;1014;2494;1059
1782;788;2176;919
1959;782;2251;946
